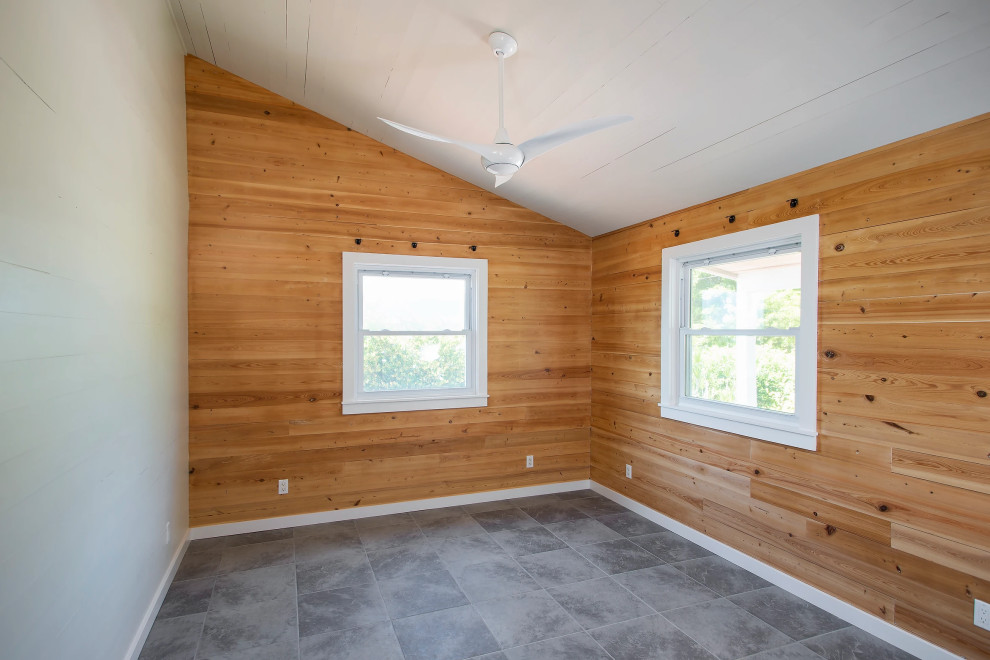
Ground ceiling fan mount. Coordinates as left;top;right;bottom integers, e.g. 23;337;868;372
487;31;517;59
379;31;630;188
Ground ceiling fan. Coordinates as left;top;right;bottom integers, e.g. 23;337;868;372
379;31;632;188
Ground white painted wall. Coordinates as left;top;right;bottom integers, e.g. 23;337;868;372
0;1;189;658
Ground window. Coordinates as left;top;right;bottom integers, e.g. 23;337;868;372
342;252;488;414
659;216;819;450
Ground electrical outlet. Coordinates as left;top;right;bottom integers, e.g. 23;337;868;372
525;455;533;468
278;478;289;495
165;522;170;545
976;599;990;632
625;464;632;478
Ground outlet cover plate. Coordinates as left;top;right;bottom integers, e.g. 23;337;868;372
278;479;289;495
625;464;632;478
525;455;533;468
976;598;990;631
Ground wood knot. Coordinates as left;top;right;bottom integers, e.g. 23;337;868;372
823;350;836;359
865;394;875;402
753;469;761;476
673;229;680;237
788;198;799;208
878;504;889;512
978;390;987;398
834;243;845;252
727;215;735;223
825;525;836;536
309;397;317;402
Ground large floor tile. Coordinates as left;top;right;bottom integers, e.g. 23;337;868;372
519;501;588;524
590;614;717;660
294;529;364;563
631;531;713;563
431;533;509;569
157;577;215;620
185;537;229;556
449;555;541;601
740;643;824;659
663;599;792;660
503;632;611;660
596;511;665;537
292;520;359;542
296;582;387;638
802;627;919;660
673;555;771;596
554;489;599;500
198;639;298;660
576;538;664;574
353;512;415;530
392;604;500;660
460;499;518;514
729;586;848;641
138;612;205;660
516;547;606;588
489;526;568;557
474;590;582;648
418;513;488;539
544;518;624;546
612;564;719;611
295;547;376;595
377;568;469;618
409;506;467;524
217;539;294;574
356;519;425;552
225;529;293;547
471;508;541;533
299;620;404;660
173;549;222;581
211;563;295;612
198;594;297;658
509;494;565;507
569;497;629;517
367;540;446;581
548;576;654;629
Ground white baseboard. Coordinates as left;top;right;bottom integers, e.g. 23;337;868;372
124;530;190;660
590;483;960;660
189;480;592;540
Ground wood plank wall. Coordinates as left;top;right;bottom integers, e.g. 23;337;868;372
186;57;591;527
591;113;990;658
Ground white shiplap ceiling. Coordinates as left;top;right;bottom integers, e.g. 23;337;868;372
167;0;990;236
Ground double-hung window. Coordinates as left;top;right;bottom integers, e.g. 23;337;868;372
342;252;488;415
660;216;819;450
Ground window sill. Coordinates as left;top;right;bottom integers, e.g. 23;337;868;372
342;394;489;415
659;404;817;451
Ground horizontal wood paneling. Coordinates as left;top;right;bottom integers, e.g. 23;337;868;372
186;57;591;526
591;113;990;658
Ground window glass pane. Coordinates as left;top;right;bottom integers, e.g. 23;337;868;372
362;274;467;331
690;251;801;330
688;334;795;413
363;335;467;392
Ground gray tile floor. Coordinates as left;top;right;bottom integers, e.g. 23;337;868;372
141;490;919;660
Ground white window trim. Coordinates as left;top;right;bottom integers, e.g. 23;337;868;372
659;216;819;451
342;252;488;415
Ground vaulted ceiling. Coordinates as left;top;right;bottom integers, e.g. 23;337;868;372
167;0;990;236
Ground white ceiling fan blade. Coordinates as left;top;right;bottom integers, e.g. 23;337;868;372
378;117;501;162
519;115;632;163
493;174;513;188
